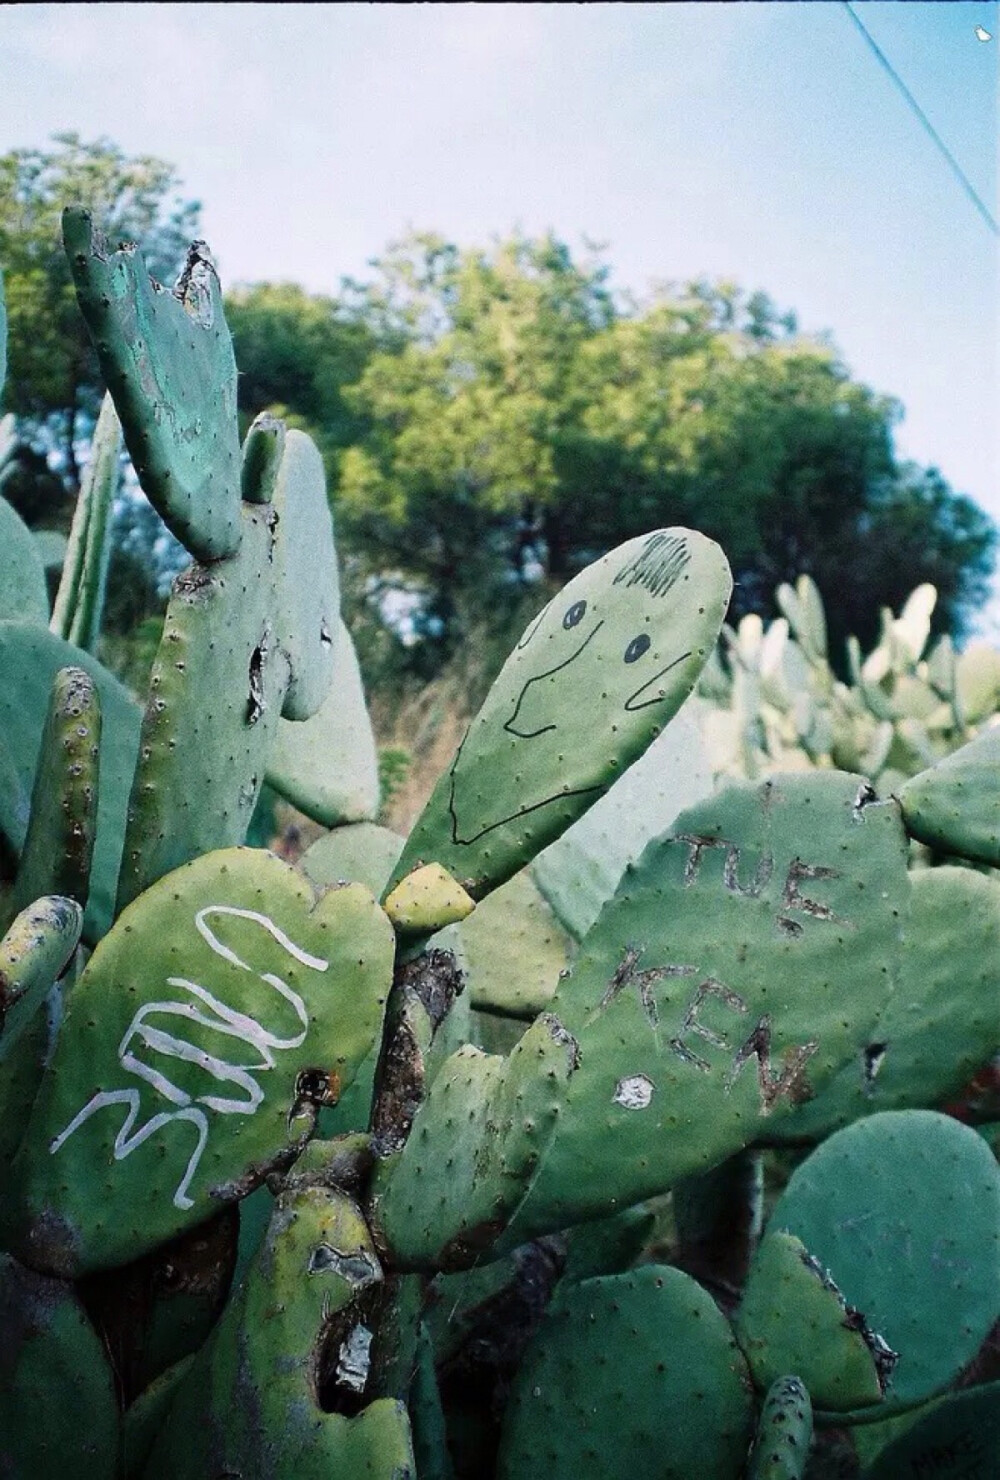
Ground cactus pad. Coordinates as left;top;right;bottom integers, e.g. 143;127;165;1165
267;619;380;824
387;529;732;908
372;1012;580;1270
503;771;910;1244
50;391;121;652
7;847;394;1275
746;1375;813;1480
766;866;1000;1142
143;1185;416;1479
900;726;1000;865
766;1110;1000;1414
3;665;101;932
0;1252;119;1478
863;1381;1000;1480
0;896;83;1174
0;493;49;624
459;868;573;1019
114;505;287;911
63;208;241;561
0;620;141;939
384;862;476;934
735;1231;892;1411
531;701;713;940
497;1264;753;1480
269;428;339;720
300;821;405;897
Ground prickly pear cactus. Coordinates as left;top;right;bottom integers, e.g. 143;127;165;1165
899;725;1000;866
386;529;732;910
862;1380;1000;1480
507;772;910;1246
0;1252;119;1478
496;1264;754;1479
745;1376;813;1480
0;621;141;939
63;208;242;561
766;865;1000;1141
3;210;999;1480
0;896;83;1173
5;848;393;1274
735;1231;893;1412
143;1185;416;1480
764;1110;1000;1415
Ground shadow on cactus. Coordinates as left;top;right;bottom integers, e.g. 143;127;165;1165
0;224;997;1480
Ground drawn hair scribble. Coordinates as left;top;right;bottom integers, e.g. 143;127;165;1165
613;533;689;598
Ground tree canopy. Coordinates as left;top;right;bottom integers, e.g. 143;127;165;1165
0;144;992;676
325;235;992;667
0;133;200;495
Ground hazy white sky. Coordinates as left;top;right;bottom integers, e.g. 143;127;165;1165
2;2;997;618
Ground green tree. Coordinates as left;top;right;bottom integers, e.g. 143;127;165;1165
338;232;616;656
224;281;378;478
0;133;200;498
337;237;993;670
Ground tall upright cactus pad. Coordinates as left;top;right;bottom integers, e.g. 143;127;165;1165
372;1012;580;1270
0;1253;119;1479
497;1265;754;1480
735;1231;892;1411
63;208;241;561
113;504;288;911
766;1111;1000;1415
0;897;82;1172
2;666;101;933
269;428;339;720
501;772;910;1246
745;1376;813;1480
0;621;141;939
386;529;732;912
5;848;394;1275
115;419;341;911
899;725;1000;865
50;390;122;651
267;618;381;825
764;866;1000;1142
143;1186;416;1480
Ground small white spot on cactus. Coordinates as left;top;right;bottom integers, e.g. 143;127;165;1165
336;1323;373;1394
613;1074;654;1110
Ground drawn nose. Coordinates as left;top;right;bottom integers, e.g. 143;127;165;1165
503;621;604;739
504;671;559;738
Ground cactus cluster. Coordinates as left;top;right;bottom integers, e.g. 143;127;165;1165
0;220;997;1479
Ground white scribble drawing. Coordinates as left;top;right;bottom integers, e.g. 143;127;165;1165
50;906;329;1210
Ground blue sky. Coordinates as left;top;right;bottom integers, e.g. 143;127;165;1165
2;2;997;623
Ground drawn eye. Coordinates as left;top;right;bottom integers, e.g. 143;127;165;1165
563;600;587;630
624;633;651;664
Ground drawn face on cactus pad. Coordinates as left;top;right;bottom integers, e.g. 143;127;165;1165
448;530;730;845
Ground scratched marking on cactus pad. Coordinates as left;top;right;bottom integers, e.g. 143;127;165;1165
597;944;818;1115
49;906;329;1210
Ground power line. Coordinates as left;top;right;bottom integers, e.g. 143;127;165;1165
842;1;998;236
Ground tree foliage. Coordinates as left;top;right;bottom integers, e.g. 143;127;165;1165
225;282;379;474
329;236;993;668
0;133;201;495
0;146;991;676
